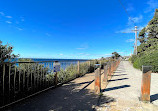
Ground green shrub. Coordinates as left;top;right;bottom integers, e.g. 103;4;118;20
132;50;158;72
133;57;141;69
79;62;89;76
130;55;138;63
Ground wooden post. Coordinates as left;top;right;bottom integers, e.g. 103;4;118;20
114;61;116;71
77;61;80;75
109;63;111;76
54;72;58;87
141;66;152;102
94;68;101;94
103;64;108;82
88;61;91;73
111;62;113;74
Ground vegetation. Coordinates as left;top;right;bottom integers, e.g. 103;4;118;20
54;59;108;84
129;9;158;72
112;52;121;59
0;40;18;62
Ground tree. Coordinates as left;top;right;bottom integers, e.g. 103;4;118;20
137;9;158;55
112;52;120;59
138;27;146;43
100;57;106;60
146;9;158;39
130;9;158;72
0;40;18;62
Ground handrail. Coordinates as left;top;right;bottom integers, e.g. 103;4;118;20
0;60;91;64
0;59;94;109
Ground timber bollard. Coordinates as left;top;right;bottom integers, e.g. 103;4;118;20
103;63;108;82
53;61;60;87
111;61;114;73
113;61;116;71
141;65;152;102
77;61;80;76
108;62;111;76
54;72;58;87
94;67;101;94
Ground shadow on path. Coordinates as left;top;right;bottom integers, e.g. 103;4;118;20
112;74;127;76
6;74;115;111
108;78;128;82
151;94;158;103
79;80;94;92
102;85;130;92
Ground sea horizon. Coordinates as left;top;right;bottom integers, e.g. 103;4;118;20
18;57;91;61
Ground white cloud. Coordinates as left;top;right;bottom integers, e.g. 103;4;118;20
16;27;23;31
79;53;112;57
0;12;12;19
104;53;112;56
79;53;90;56
128;15;143;25
138;26;145;31
76;44;88;50
59;54;63;56
118;52;124;54
0;12;4;16
21;18;24;21
145;0;158;13
126;39;134;42
126;4;134;12
116;27;134;33
46;33;51;37
116;14;145;34
16;21;19;24
6;21;12;24
79;53;84;55
116;25;146;34
5;16;12;18
20;16;25;21
76;48;86;50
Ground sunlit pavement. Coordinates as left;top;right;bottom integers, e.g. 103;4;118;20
96;61;158;111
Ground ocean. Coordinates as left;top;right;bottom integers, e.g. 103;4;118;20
16;58;89;70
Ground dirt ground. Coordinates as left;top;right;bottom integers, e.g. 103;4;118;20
5;69;108;111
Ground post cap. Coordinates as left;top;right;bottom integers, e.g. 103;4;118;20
142;65;152;73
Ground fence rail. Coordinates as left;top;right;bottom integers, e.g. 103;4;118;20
0;58;118;109
0;60;95;109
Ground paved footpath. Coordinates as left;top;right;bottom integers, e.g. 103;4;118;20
96;61;158;111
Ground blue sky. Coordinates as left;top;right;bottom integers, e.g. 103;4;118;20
0;0;157;59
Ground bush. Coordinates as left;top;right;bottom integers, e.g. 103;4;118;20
56;59;109;84
130;55;138;63
133;57;141;69
57;62;93;83
132;50;158;72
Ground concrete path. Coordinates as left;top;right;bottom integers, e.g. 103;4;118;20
97;61;158;111
151;72;158;106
